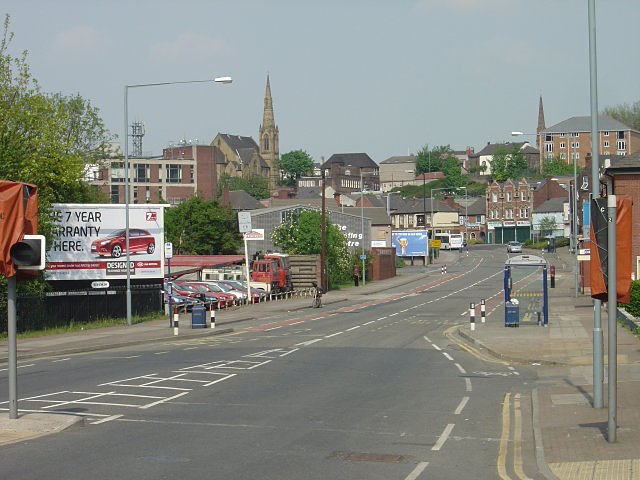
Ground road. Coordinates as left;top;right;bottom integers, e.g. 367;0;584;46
0;245;547;479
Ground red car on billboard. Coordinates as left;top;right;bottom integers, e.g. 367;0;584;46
91;229;156;258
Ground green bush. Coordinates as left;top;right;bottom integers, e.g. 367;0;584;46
621;280;640;317
395;256;406;268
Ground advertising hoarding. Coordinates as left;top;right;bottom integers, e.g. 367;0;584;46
391;230;429;256
47;204;166;281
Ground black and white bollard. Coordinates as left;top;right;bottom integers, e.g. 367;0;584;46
480;299;486;323
210;307;216;329
173;308;179;336
441;265;447;275
470;302;476;331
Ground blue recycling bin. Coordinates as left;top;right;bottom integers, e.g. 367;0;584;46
191;305;206;329
505;302;519;327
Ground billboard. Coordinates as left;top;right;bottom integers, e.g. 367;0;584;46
47;204;166;281
391;230;429;256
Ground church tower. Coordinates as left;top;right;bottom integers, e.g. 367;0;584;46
259;75;279;189
536;95;546;145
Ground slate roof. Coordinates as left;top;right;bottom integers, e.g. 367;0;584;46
341;207;391;225
534;197;566;214
464;198;486;216
322;153;378;169
217;134;269;168
380;155;417;164
542;115;638;134
470;142;528;157
603;151;640;171
228;190;263;210
393;198;456;214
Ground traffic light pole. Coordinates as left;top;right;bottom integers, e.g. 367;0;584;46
7;275;18;419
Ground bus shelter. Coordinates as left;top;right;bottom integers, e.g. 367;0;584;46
503;254;548;327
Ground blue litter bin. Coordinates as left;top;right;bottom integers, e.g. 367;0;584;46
505;301;519;327
191;305;206;329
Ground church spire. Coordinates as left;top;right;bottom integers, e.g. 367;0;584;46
262;74;275;129
537;95;546;139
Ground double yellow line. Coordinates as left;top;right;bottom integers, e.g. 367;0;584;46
498;393;532;480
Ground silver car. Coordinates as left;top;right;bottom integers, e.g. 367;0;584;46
507;241;523;253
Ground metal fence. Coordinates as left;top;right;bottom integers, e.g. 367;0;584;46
0;287;162;334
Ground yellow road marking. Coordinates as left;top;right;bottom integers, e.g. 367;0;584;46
513;394;531;480
498;392;513;480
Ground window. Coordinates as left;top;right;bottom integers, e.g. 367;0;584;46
617;140;626;151
263;135;269;151
560;153;566;160
522;191;527;201
189;165;194;184
571;152;580;160
514;191;519;199
145;187;151;203
604;140;609;148
134;163;150;183
572;132;580;137
417;214;425;227
110;185;119;203
133;186;138;203
507;191;512;202
603;131;609;136
545;143;554;152
545;134;552;141
166;164;182;183
544;153;553;160
560;142;566;149
617;131;625;139
492;192;498;202
110;162;125;182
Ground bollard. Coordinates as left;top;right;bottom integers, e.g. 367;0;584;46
210;307;216;329
173;308;179;336
537;312;541;326
470;302;476;331
480;299;486;323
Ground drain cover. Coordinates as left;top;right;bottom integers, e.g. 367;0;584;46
345;452;404;463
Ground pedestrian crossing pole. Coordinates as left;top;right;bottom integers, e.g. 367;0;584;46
470;302;476;331
173;308;179;336
210;307;216;329
480;299;486;323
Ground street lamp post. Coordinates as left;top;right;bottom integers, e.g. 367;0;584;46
430;187;450;252
457;186;468;244
123;76;232;325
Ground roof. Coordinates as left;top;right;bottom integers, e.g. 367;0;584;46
296;187;323;199
341;207;391;225
165;255;244;267
393;198;456;214
534;197;567;214
469;142;528;157
542;115;638;134
603;151;640;172
323;153;378;169
216;134;268;168
465;198;486;216
380;155;417;165
228;190;263;210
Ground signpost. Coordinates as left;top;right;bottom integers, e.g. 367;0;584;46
165;242;173;325
238;212;253;304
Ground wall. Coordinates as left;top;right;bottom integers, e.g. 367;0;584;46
371;247;396;281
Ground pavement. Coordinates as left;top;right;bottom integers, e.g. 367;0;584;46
1;247;640;480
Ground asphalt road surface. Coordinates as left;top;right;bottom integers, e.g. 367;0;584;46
0;245;548;479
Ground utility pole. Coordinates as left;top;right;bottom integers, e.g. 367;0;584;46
360;171;366;286
321;157;326;292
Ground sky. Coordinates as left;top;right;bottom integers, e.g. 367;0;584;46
4;0;639;164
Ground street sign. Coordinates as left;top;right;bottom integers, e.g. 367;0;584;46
359;254;366;260
244;229;265;241
164;242;173;259
238;211;252;233
430;239;442;248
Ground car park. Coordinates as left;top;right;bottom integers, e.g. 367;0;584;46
507;241;523;253
205;281;248;301
183;282;235;308
163;291;200;311
218;280;264;302
172;282;223;309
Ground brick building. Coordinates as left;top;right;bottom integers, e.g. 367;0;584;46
93;143;219;205
538;115;640;172
321;153;380;194
486;178;535;243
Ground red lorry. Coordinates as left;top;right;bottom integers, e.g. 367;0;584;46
250;253;292;293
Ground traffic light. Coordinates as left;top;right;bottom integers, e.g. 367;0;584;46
9;235;46;270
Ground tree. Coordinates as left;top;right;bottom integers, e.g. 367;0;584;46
543;156;574;176
603;100;640;131
539;216;557;237
276;149;314;186
217;173;269;200
164;197;242;255
0;15;112;219
491;145;528;181
272;210;352;285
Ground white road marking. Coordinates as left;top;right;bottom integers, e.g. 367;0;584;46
404;461;429;480
465;378;472;392
265;325;283;331
140;391;190;409
296;338;322;346
325;332;343;338
363;321;376;325
346;326;361;331
52;358;70;363
423;336;431;342
0;363;35;372
91;414;123;424
431;344;441;351
279;348;298;357
154;351;170;355
432;423;455;451
389;312;399;317
443;352;454;361
508;366;515;370
376;316;387;321
455;363;467;374
454;396;470;415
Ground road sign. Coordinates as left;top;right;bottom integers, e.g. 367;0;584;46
244;229;265;241
359;254;366;260
164;242;173;259
238;211;252;233
430;239;441;248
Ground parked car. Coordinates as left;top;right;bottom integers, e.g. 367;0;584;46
205;281;247;301
183;282;235;308
171;282;220;309
163;291;200;311
91;229;155;258
507;241;523;253
218;280;265;302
